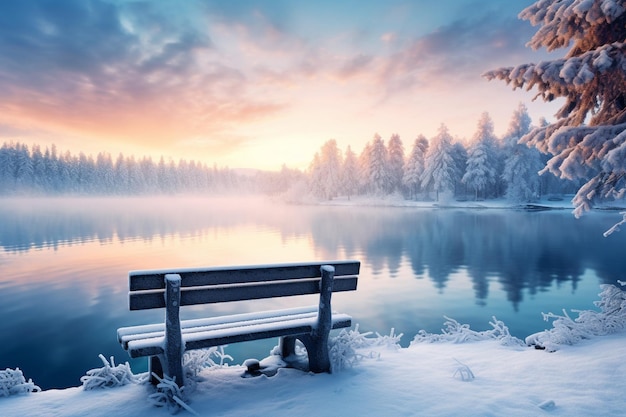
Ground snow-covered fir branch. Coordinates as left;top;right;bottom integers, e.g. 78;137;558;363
485;0;626;216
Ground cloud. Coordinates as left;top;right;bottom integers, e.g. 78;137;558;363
380;32;397;44
0;0;552;167
0;0;285;148
336;54;374;80
375;11;538;95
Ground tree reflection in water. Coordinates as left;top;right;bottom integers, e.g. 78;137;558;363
1;197;625;389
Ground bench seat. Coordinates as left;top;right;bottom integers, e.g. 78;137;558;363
118;305;352;358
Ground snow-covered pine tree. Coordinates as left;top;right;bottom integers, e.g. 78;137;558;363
368;133;389;195
157;156;170;193
484;0;626;216
308;139;343;200
462;112;498;200
58;151;73;193
357;142;372;194
14;143;33;190
96;152;115;194
504;102;532;144
502;103;544;202
113;153;129;194
77;152;95;194
341;145;359;199
308;152;324;198
421;124;457;201
403;135;429;199
31;145;46;193
451;141;469;198
140;156;158;193
387;134;405;194
46;144;61;192
127;156;144;194
320;139;343;200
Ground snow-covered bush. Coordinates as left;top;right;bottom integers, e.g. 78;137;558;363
148;373;198;415
144;347;233;413
526;283;626;351
0;368;40;397
80;354;137;390
183;346;233;379
411;316;524;347
329;325;403;371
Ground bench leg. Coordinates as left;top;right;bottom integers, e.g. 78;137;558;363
279;336;298;358
149;353;184;386
303;265;334;373
164;274;185;387
299;333;331;373
149;355;164;385
279;334;330;373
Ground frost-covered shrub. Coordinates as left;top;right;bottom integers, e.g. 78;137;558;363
370;328;404;349
0;368;40;397
329;328;372;371
411;316;524;347
526;284;626;351
148;373;198;415
80;354;137;390
183;346;233;379
329;325;403;371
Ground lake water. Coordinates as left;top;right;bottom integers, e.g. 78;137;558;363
1;196;624;389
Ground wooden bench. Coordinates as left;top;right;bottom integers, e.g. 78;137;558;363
116;260;360;386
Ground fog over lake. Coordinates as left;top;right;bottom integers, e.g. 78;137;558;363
1;196;624;389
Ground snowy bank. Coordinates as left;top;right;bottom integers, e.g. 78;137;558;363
2;284;626;417
3;335;626;417
316;194;626;212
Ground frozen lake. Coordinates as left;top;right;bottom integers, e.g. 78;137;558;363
1;196;624;389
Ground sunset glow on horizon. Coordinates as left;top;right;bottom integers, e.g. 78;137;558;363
0;0;561;171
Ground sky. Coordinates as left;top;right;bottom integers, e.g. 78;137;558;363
0;0;562;171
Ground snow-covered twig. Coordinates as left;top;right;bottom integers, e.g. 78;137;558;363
372;328;404;349
148;373;198;415
329;324;402;372
526;283;626;351
80;354;136;390
411;316;524;346
452;358;475;382
183;346;233;378
603;211;626;237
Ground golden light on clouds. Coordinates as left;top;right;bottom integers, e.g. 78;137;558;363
0;0;558;170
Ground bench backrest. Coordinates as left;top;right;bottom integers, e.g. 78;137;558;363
128;260;360;310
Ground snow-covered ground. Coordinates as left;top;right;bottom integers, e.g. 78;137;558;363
2;284;626;417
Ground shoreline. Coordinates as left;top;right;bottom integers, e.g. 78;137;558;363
310;194;626;212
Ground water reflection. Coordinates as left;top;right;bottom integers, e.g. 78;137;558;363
308;207;623;304
2;199;624;305
2;197;625;389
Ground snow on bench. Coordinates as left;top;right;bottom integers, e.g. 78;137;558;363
116;261;360;387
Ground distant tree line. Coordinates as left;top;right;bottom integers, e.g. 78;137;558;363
307;104;582;203
0;104;584;201
0;143;249;195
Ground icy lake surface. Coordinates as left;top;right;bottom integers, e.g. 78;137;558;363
1;196;624;389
